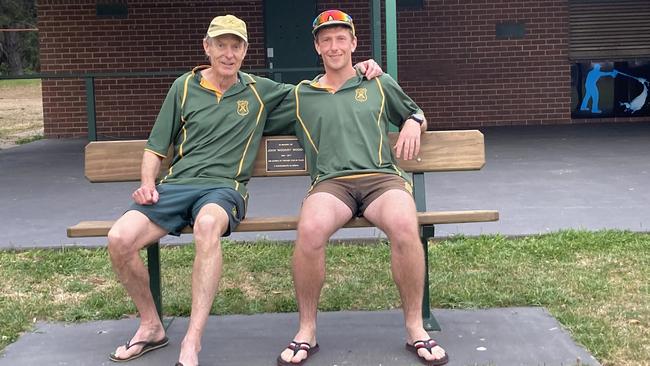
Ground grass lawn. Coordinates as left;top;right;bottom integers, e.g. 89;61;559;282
0;79;43;145
0;229;648;365
0;79;41;88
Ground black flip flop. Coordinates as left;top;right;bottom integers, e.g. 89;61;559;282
109;336;169;362
276;340;320;366
405;339;449;366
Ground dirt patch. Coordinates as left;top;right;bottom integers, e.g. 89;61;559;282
0;83;44;150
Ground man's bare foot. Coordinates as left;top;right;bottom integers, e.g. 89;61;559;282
176;337;201;366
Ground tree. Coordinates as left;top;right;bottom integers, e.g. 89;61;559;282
0;0;38;75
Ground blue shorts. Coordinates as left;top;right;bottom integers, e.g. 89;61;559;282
129;184;246;236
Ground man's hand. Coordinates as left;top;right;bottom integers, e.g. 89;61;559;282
394;119;422;160
132;184;159;205
355;59;384;80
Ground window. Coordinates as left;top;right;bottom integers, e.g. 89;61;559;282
397;0;424;10
96;0;128;19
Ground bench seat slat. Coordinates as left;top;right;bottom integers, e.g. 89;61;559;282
67;210;499;238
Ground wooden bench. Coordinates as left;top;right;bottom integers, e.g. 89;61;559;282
67;130;498;330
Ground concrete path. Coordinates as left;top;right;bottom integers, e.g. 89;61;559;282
0;308;599;366
1;123;649;248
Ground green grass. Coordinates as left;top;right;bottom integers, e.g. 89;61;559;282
0;230;648;365
15;135;43;145
0;79;41;88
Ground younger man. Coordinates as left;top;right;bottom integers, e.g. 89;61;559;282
272;9;449;366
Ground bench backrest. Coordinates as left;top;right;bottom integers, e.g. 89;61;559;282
84;130;485;182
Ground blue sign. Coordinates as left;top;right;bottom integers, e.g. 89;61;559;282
572;61;650;117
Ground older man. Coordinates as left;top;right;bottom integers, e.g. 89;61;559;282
272;10;448;366
106;14;381;366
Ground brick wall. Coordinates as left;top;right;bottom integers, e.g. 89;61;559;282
37;0;649;138
38;0;265;138
396;1;571;128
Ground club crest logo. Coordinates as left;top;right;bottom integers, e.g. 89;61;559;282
231;206;238;218
355;88;368;102
237;100;249;116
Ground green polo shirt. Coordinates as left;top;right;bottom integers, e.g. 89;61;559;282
266;71;423;185
146;66;292;198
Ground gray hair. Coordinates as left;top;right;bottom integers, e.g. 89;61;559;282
203;34;248;47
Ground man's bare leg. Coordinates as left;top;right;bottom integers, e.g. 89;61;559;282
107;210;169;360
177;203;229;366
279;193;352;364
363;190;446;362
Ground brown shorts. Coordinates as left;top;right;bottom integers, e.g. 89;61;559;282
307;173;413;216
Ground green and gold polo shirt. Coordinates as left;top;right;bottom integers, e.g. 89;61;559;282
267;71;423;185
146;66;292;198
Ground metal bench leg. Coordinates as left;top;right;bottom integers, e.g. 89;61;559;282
421;224;441;331
146;242;163;322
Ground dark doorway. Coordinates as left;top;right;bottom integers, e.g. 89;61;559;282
264;0;318;84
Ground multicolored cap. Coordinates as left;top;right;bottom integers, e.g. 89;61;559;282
312;9;355;37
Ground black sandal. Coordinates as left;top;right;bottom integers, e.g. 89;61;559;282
108;336;169;362
276;340;320;365
405;339;449;366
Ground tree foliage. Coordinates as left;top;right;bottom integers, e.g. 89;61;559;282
0;0;39;75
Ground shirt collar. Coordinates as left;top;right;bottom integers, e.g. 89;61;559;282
309;69;364;92
191;66;252;86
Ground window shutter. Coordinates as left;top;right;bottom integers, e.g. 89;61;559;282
569;0;650;60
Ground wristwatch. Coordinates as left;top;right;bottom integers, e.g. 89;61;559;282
408;114;425;125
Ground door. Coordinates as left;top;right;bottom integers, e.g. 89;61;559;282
264;0;318;84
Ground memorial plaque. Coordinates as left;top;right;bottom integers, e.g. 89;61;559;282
266;138;307;172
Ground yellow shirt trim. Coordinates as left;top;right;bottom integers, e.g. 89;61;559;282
374;78;386;165
391;164;403;178
181;73;193;109
236;74;264;177
144;148;167;159
333;173;381;180
310;79;336;94
200;77;223;102
295;82;319;154
163;73;193;182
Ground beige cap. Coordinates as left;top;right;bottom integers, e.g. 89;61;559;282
207;15;248;43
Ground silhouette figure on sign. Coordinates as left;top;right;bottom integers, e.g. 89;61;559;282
580;64;618;113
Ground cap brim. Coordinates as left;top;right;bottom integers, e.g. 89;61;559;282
312;21;354;35
207;30;248;43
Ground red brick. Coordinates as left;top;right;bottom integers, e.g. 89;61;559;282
37;0;650;137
